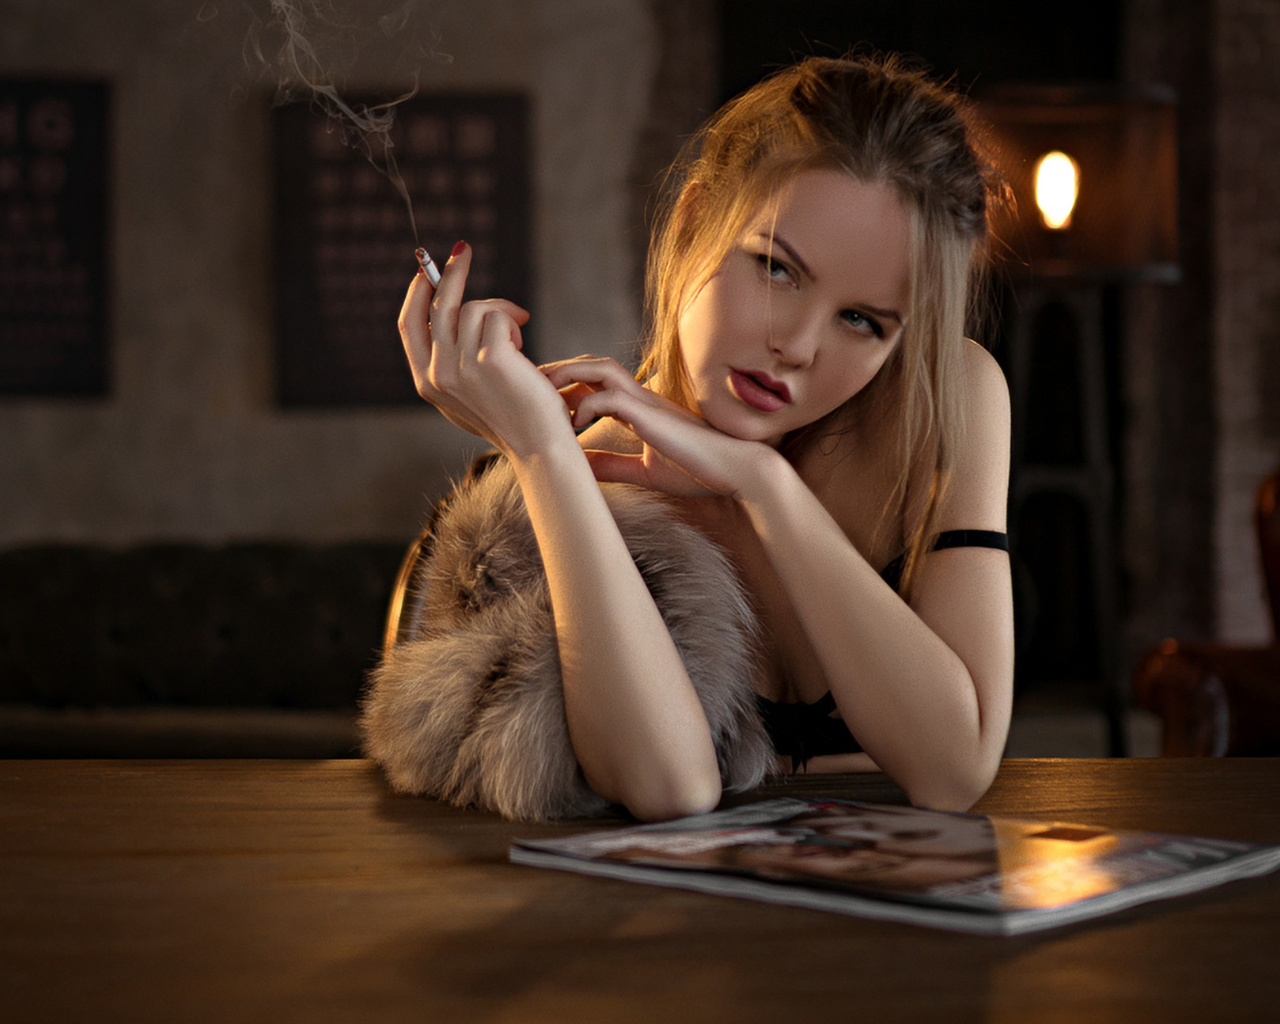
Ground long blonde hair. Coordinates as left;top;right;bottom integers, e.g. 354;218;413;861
639;55;1001;596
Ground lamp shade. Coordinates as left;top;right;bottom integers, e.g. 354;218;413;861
975;83;1179;282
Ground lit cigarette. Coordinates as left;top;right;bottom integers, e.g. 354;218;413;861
415;247;441;286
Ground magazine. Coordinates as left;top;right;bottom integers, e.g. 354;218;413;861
510;798;1280;935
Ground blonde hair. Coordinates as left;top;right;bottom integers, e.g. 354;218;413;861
639;54;1000;596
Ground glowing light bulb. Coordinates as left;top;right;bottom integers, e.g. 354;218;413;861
1035;151;1079;230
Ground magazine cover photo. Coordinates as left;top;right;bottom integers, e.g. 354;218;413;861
511;799;1280;935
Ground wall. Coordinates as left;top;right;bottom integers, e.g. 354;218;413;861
5;0;1277;653
0;0;664;544
1121;0;1280;653
1121;0;1219;656
1213;0;1280;643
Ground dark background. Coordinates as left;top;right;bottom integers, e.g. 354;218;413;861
717;0;1123;100
712;1;1205;718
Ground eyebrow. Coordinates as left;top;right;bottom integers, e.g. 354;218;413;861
762;232;905;326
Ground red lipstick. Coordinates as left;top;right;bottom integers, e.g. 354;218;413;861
730;369;791;412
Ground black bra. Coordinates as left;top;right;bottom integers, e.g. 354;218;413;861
756;529;1009;771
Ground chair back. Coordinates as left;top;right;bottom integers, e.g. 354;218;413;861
382;534;432;657
1258;468;1280;641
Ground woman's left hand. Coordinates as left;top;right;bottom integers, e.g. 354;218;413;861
541;356;767;498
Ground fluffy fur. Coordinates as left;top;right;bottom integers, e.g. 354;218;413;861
361;457;774;821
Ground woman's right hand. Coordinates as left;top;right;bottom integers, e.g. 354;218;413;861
397;242;573;458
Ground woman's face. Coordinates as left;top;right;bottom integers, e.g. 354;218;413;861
676;168;911;447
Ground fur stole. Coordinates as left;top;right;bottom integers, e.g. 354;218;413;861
361;456;773;821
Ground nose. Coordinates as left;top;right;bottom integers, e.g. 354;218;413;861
768;309;822;368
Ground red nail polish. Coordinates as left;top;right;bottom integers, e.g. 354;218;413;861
451;240;467;258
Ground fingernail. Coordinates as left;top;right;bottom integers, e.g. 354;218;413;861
451;240;467;258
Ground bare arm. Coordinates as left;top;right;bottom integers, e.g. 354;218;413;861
734;352;1013;808
512;446;723;820
552;342;1014;811
398;248;722;820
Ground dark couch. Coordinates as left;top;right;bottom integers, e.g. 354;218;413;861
0;542;406;757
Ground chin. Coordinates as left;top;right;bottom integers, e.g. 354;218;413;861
713;412;788;448
696;390;794;447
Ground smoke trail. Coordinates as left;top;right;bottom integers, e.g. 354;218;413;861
241;0;452;242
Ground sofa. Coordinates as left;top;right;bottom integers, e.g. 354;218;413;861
0;541;406;757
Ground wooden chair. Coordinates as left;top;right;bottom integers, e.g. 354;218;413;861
381;453;502;658
1132;467;1280;755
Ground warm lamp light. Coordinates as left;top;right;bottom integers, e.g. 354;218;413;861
1035;151;1079;230
969;83;1180;758
974;82;1178;281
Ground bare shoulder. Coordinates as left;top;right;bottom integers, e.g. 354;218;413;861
941;341;1011;531
959;340;1010;427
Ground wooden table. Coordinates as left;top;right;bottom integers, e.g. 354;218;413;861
3;758;1278;1023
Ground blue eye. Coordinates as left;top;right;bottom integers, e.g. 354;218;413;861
757;253;792;282
842;309;885;339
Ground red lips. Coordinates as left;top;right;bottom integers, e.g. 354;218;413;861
730;369;791;412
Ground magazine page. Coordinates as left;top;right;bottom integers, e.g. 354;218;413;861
510;799;1280;935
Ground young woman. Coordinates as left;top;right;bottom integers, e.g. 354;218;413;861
363;55;1014;822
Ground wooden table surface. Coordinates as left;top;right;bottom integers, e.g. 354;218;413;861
3;758;1279;1023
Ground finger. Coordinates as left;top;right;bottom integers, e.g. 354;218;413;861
555;381;599;419
456;300;530;366
570;386;638;431
396;274;451;403
427;241;471;344
397;272;434;356
570;381;702;434
543;359;647;428
504;301;530;352
496;300;532;326
430;243;532;341
460;297;531;326
540;355;636;390
476;306;523;364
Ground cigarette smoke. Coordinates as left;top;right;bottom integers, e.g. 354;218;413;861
236;0;454;242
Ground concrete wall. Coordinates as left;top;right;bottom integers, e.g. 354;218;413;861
1123;0;1280;652
1121;0;1220;656
1212;0;1280;643
0;0;663;544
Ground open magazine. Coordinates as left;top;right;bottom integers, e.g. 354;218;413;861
510;798;1280;936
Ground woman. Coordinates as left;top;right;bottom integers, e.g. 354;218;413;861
363;54;1014;822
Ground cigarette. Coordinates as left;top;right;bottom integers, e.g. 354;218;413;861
415;247;441;286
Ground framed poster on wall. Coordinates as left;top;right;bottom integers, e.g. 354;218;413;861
0;79;110;397
272;92;531;407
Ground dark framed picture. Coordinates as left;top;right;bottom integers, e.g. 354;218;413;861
273;92;531;407
0;79;110;397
